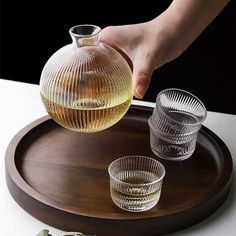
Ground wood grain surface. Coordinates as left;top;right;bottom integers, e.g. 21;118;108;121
5;105;233;236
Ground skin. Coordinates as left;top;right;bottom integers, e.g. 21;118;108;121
100;0;230;99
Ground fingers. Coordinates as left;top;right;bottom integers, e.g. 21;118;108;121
100;26;133;69
99;26;117;48
133;61;153;99
100;25;155;99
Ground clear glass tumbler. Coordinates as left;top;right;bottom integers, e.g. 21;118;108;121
149;88;207;161
108;155;165;212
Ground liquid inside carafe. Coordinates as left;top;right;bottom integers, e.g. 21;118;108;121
41;94;132;132
39;24;133;132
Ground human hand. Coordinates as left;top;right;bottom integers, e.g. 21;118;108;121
100;12;185;99
100;0;229;99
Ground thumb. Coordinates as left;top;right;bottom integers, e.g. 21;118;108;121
133;60;154;99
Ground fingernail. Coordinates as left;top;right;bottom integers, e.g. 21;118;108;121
135;85;144;99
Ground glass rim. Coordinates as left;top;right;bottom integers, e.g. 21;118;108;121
69;24;101;38
108;155;165;186
155;88;207;126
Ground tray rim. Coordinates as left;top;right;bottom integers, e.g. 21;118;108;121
5;104;233;221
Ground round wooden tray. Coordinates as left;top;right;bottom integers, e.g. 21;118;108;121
5;105;233;236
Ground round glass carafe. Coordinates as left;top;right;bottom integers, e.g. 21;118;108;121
40;25;133;132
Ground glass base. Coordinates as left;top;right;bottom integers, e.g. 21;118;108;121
150;144;194;161
111;197;159;212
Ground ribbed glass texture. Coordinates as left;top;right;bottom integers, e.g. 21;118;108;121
40;25;133;132
149;118;198;160
108;155;165;212
148;88;207;161
151;88;207;135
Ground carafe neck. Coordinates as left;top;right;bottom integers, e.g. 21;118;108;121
69;24;101;47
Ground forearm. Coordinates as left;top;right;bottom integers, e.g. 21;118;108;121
100;0;230;98
167;0;230;49
146;0;230;66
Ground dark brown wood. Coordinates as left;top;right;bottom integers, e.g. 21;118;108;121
5;105;233;236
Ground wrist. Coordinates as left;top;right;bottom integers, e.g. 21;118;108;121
149;9;189;67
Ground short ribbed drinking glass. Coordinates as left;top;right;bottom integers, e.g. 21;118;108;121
149;88;207;161
108;155;165;212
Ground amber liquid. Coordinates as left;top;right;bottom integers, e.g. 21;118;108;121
41;94;132;132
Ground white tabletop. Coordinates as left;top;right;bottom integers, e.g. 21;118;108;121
0;79;235;236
